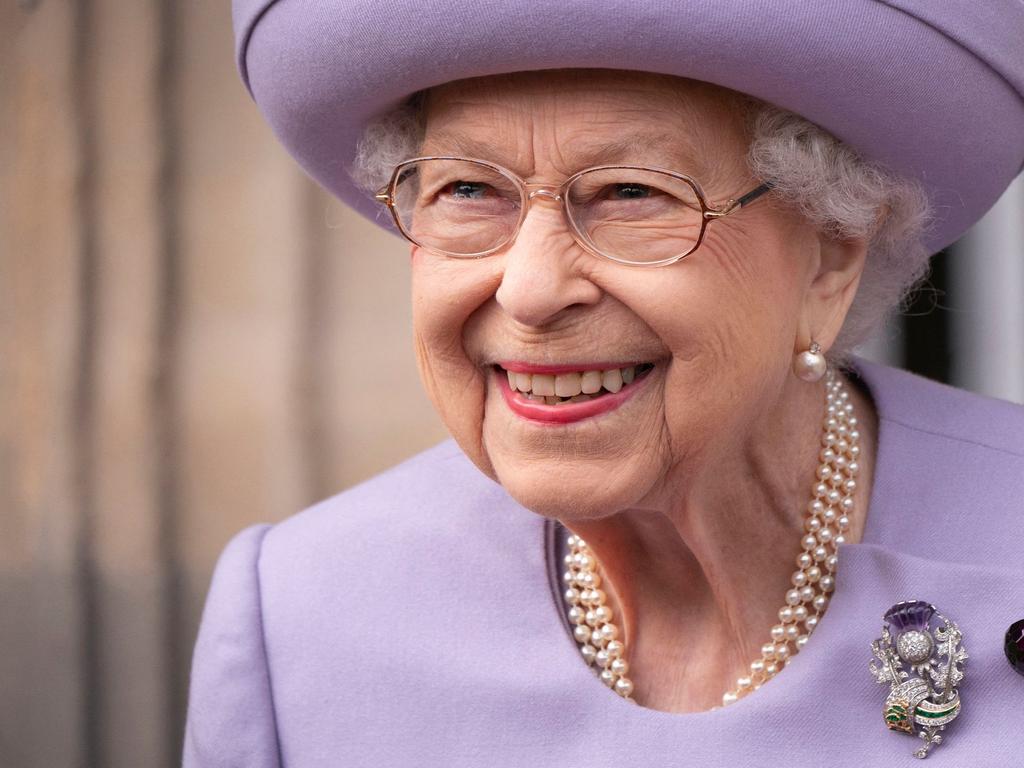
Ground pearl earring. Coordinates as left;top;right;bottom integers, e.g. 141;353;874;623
794;341;827;382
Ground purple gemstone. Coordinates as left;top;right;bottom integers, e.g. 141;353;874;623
1004;619;1024;677
884;601;936;633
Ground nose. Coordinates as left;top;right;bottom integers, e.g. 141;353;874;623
493;192;602;328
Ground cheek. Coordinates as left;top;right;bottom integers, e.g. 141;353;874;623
410;254;500;473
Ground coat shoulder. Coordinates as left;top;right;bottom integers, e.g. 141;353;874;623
855;359;1024;457
256;439;536;582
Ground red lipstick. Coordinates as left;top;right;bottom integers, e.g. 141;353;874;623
495;365;653;425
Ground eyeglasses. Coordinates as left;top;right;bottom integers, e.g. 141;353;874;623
374;156;772;267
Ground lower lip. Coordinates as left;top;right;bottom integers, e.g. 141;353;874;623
495;367;653;425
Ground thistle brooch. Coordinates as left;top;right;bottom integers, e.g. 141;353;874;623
869;601;967;759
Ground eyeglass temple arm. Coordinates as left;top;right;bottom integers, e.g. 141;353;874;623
704;181;774;219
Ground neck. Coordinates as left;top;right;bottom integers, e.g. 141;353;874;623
560;369;877;713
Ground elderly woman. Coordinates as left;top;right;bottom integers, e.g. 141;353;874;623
185;2;1024;765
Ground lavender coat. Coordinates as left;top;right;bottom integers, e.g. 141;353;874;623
183;360;1024;766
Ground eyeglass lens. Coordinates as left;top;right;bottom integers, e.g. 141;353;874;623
391;158;706;263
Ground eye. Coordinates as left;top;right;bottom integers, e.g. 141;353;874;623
444;180;496;199
605;183;660;200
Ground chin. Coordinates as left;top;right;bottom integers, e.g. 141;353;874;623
487;453;659;520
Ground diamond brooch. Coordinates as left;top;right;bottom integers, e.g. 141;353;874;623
869;600;967;759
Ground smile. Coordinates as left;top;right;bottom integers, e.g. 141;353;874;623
494;362;655;424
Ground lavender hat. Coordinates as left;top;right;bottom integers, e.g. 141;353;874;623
233;0;1024;255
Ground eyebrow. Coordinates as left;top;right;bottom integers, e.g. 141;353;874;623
420;130;707;176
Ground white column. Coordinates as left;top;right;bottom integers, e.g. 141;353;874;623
949;175;1024;404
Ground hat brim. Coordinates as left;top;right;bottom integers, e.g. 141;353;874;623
234;0;1024;256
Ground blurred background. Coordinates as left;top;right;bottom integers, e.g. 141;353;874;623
2;2;1022;767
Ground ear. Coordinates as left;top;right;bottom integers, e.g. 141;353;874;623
796;233;869;353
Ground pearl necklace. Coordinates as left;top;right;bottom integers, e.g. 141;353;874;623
561;369;860;706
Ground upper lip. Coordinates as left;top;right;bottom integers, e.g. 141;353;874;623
496;360;651;374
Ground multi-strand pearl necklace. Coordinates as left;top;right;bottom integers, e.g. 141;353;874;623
561;369;860;707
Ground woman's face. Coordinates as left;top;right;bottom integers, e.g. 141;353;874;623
411;69;826;519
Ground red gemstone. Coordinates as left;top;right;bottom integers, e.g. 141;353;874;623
1004;619;1024;676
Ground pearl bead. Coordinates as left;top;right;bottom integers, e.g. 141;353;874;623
805;615;819;631
825;554;839;571
795;635;809;649
600;669;616;687
785;624;800;641
568;607;585;623
793;605;808;622
764;662;778;676
596;649;611;668
605;640;624;658
750;659;765;674
563;554;575;567
614;677;634;697
816;465;833;481
771;624;786;642
799;585;815;603
801;534;818;551
594;606;612;624
775;643;791;661
812;594;829;612
581;644;597;664
796;552;813;570
567;534;580;547
813;545;828;562
791;570;808;588
785;589;802;606
820;575;835;593
836;515;850;531
822;507;837;524
817;527;833;544
611;658;629;676
600;623;619;641
738;676;752;689
574;625;592;643
562;571;576;585
723;691;738;705
833;535;846;546
806;566;822;582
804;517;822;534
564;588;581;605
808;499;825;515
585;610;597;627
779;606;795;623
762;642;777;659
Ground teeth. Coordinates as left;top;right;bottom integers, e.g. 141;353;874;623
531;374;555;397
602;368;623;394
504;365;644;400
554;372;582;398
581;370;603;394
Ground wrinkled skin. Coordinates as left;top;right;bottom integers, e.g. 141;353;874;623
409;69;877;713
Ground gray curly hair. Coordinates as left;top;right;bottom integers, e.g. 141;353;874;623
350;90;932;358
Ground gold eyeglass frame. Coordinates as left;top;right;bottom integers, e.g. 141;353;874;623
374;156;773;267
